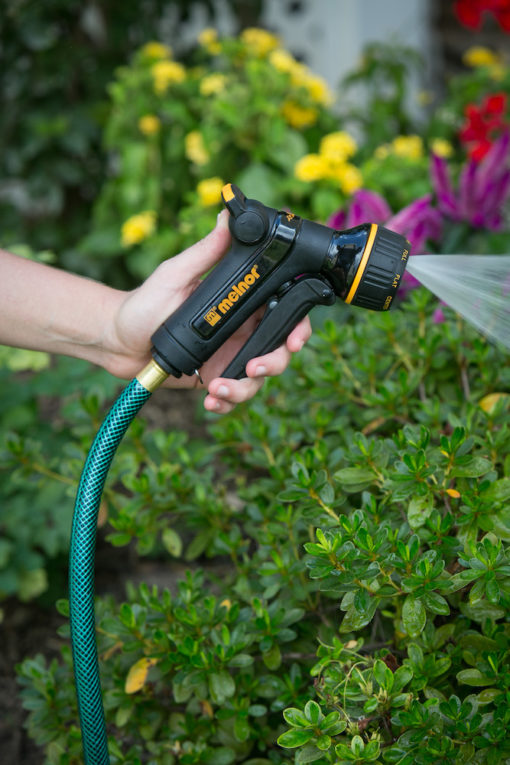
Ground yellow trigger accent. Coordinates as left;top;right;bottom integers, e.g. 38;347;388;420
222;183;235;202
344;223;378;305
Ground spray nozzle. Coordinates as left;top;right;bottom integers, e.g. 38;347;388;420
326;223;410;311
150;184;411;379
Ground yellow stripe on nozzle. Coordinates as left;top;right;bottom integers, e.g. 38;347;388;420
344;223;378;305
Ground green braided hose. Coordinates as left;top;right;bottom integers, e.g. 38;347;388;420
69;377;153;764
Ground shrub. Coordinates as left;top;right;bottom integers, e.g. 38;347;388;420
78;29;341;282
16;291;510;763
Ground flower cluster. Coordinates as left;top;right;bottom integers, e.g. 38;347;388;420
460;92;509;161
432;131;510;230
454;0;510;31
463;45;506;79
107;28;339;271
327;130;510;279
294;131;362;195
375;134;425;161
151;60;186;94
328;190;441;258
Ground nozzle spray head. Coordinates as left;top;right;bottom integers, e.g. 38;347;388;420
150;185;411;380
324;223;410;311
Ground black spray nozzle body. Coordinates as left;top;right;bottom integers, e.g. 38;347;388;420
151;183;410;379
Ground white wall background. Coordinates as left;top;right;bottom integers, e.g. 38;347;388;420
263;0;431;92
166;0;432;101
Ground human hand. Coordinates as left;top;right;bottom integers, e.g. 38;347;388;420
108;211;312;412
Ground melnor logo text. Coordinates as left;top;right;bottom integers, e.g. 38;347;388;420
204;265;261;326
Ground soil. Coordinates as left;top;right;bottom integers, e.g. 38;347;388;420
1;389;216;763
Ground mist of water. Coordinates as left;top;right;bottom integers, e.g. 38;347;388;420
406;255;510;351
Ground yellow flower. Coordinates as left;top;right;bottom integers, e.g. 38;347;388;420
446;488;461;499
200;73;227;96
374;144;391;160
139;41;172;60
294;153;329;182
463;46;501;68
185;131;210;166
392;134;424;160
430;138;453;158
331;163;363;195
152;60;186;94
288;61;310;88
303;74;334;106
320;131;357;162
138;114;161;136
198;28;221;55
197;177;224;206
121;211;156;247
281;101;318;128
269;48;299;74
240;27;280;57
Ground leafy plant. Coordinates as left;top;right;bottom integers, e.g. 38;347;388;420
79;28;339;282
15;289;510;763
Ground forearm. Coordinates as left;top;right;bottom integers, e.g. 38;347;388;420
0;249;126;368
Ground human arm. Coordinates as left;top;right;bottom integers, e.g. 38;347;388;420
0;212;311;412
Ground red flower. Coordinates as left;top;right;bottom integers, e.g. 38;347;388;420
454;0;510;31
459;92;508;161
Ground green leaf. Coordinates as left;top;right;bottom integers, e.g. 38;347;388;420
185;530;213;561
283;707;309;728
451;456;492;478
304;700;322;725
296;744;325;763
202;746;236;765
262;642;281;670
407;495;433;529
402;595;426;637
234;715;250;742
456;669;493;687
316;734;331;751
422;591;450;615
162;527;182;557
373;659;393;691
334;467;376;490
209;671;235;703
277;729;314;748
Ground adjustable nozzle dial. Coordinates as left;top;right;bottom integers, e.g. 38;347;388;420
346;225;410;311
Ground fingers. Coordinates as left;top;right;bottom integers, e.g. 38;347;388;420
244;315;312;377
285;315;313;352
204;316;313;413
204;376;265;414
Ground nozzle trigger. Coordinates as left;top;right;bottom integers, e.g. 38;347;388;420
221;276;335;380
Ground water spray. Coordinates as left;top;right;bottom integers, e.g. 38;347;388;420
69;183;510;763
407;254;510;351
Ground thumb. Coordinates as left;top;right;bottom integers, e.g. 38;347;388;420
170;210;231;284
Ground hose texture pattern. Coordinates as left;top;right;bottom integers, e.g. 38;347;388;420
69;378;152;764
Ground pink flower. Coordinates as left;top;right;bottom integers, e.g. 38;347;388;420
431;132;510;230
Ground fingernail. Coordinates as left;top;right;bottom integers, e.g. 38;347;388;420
217;384;229;397
254;365;267;376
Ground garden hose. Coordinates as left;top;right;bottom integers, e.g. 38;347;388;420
69;361;168;764
68;184;409;763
